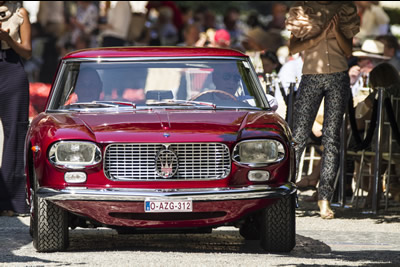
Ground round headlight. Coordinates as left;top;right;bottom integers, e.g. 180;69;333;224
232;139;285;166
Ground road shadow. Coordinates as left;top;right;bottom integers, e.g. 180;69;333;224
65;229;400;265
66;227;330;254
0;216;61;265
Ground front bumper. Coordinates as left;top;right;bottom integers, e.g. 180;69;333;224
36;183;297;228
37;183;297;202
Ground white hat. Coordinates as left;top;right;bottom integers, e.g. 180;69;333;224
352;39;390;60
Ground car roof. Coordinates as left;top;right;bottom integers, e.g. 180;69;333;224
63;47;248;60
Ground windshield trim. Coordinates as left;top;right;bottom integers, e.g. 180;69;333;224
62;56;247;63
47;105;265;114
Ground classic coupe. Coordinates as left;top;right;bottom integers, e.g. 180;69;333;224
25;47;297;252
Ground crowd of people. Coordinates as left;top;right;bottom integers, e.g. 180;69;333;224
1;1;400;217
22;1;289;84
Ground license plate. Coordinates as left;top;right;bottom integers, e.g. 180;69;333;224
144;198;192;212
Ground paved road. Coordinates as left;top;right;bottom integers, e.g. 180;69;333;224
1;198;400;267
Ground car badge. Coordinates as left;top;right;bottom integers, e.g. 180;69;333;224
163;133;170;138
155;149;178;178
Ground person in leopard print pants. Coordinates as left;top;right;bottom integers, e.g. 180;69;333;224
286;1;360;219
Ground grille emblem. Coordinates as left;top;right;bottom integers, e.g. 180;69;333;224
155;149;178;178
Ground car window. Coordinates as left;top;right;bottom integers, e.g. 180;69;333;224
48;59;270;110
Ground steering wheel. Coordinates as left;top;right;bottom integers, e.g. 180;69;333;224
191;90;237;101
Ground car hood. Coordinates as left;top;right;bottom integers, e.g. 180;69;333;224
40;109;287;143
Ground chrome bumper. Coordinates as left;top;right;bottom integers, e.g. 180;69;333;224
37;183;296;202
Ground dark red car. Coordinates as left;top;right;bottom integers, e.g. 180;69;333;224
25;47;297;252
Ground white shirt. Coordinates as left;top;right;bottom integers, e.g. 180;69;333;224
274;56;303;118
102;1;132;40
278;56;303;91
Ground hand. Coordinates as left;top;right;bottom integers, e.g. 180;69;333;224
330;14;339;33
195;32;208;47
0;27;11;45
323;14;339;36
316;14;337;43
348;65;361;85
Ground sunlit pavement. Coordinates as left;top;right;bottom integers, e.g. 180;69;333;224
1;192;400;266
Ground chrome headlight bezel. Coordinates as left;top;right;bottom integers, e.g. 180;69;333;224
232;139;285;167
48;141;102;169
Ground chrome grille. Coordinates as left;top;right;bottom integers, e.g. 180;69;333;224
104;143;231;181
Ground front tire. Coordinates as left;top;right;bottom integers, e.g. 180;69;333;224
32;181;69;252
259;194;296;252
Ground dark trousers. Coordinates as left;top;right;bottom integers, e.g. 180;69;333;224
0;49;29;214
293;72;351;201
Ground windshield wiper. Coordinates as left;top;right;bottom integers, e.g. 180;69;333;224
146;100;216;109
64;101;137;109
64;102;118;109
93;101;137;108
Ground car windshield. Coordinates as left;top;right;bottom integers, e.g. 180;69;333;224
47;59;270;111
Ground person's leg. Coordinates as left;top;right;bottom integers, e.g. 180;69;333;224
0;54;29;215
318;72;350;218
292;75;324;182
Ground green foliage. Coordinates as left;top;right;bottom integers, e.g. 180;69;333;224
384;7;400;25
